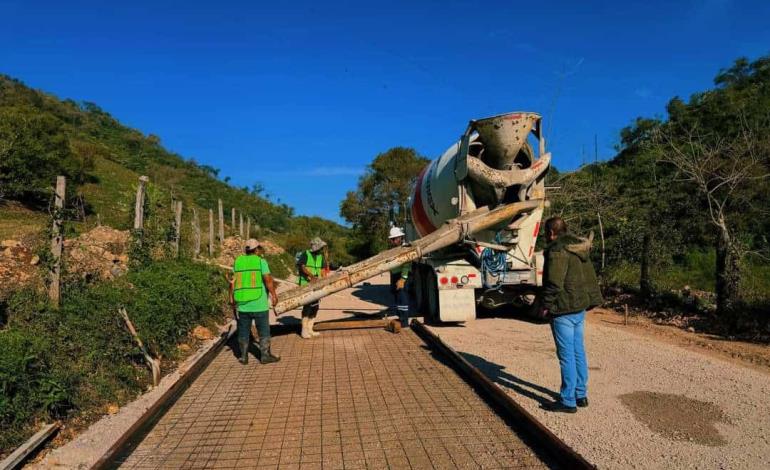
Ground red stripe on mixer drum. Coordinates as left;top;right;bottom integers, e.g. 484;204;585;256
411;164;437;237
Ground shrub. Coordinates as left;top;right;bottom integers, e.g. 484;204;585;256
0;259;226;454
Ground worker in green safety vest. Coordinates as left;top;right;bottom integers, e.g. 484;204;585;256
388;227;411;327
229;239;281;365
296;237;328;339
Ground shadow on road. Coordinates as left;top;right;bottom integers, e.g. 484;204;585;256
458;351;559;405
349;283;392;306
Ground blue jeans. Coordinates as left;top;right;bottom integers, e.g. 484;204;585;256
550;310;588;408
390;273;410;327
237;311;271;354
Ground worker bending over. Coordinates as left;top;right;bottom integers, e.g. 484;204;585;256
297;237;328;339
388;227;411;328
229;239;281;365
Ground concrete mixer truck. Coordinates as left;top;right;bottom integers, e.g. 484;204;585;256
406;112;551;323
273;111;550;321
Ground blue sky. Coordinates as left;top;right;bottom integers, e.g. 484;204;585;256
2;0;768;222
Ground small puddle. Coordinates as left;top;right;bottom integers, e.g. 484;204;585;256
620;391;729;446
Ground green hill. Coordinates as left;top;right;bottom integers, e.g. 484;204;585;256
0;75;357;454
546;54;770;325
0;74;354;267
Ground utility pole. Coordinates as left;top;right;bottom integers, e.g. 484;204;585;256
594;134;598;164
231;208;236;234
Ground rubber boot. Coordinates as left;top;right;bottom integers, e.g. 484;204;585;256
309;317;321;337
301;316;312;339
238;340;249;365
260;339;280;364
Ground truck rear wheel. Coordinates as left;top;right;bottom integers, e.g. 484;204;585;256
424;270;440;324
414;264;426;314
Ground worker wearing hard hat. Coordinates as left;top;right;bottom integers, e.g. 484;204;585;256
297;237;329;339
388;227;411;327
229;239;281;365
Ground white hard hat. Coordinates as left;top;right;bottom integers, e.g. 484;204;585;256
244;238;260;251
389;226;405;239
309;237;327;251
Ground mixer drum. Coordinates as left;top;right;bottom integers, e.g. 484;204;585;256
409;112;549;238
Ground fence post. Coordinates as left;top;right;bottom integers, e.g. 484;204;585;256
133;176;149;231
218;199;224;246
173;200;183;258
239;212;244;238
208;208;214;256
48;176;66;309
231;207;236;234
192;207;201;257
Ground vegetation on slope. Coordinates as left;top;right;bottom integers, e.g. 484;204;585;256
0;260;226;453
0;74;353;261
548;54;770;328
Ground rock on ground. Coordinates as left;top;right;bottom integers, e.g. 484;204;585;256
64;226;129;281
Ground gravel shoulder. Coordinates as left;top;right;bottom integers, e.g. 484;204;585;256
428;312;770;469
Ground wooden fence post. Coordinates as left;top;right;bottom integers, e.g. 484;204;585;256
133;176;149;231
231;208;236;234
246;216;251;240
192;207;201;257
239;212;244;238
48;176;65;309
208;208;214;256
173;200;183;258
218;199;224;246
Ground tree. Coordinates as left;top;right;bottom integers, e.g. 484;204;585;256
0;106;80;206
340;147;428;257
655;120;769;316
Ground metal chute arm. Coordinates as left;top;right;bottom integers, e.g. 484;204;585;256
467;152;552;189
273;200;542;314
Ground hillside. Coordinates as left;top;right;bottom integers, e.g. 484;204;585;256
545;54;770;332
0;74;355;271
0;75;358;454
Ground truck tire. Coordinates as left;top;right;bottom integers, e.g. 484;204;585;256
425;270;440;324
414;264;428;314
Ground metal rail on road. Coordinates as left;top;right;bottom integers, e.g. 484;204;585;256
0;423;59;470
411;320;595;470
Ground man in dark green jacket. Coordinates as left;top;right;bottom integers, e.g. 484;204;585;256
540;216;602;413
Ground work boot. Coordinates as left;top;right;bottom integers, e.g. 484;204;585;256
541;401;577;414
259;340;281;364
260;350;281;364
576;397;589;408
238;341;249;365
301;317;312;339
308;318;321;337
